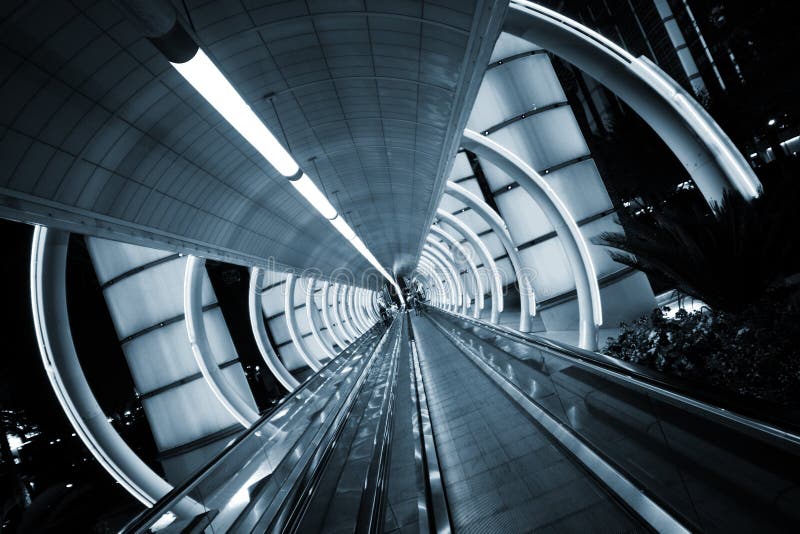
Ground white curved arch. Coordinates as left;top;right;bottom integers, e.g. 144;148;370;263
445;181;534;332
320;280;346;352
422;245;463;314
436;209;503;323
305;278;336;359
337;284;360;341
348;286;369;333
431;224;484;318
330;283;353;344
421;251;457;312
418;257;448;309
462;129;602;349
30;226;201;515
249;268;300;391
426;237;470;315
505;1;760;203
284;273;323;372
185;256;259;427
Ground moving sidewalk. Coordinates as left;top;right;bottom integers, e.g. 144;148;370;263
418;308;800;533
123;308;800;533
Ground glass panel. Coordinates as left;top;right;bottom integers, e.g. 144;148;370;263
429;310;800;532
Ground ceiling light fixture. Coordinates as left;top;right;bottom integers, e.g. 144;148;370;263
167;45;399;291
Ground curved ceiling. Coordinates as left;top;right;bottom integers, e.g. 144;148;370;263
0;0;506;285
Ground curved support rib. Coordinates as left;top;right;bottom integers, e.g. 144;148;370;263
330;283;353;345
31;226;201;515
426;237;469;315
320;280;346;351
431;224;484;318
422;248;460;313
306;278;336;359
445;181;533;332
505;1;760;203
185;256;259;427
436;209;502;323
249;268;300;391
284;273;323;372
463;128;602;349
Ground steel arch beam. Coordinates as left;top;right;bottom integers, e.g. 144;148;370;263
186;256;260;427
462;129;602;349
425;237;470;315
505;1;761;203
421;251;457;311
417;260;447;308
349;286;369;332
419;256;452;310
306;278;336;360
331;283;353;344
422;246;463;314
249;268;300;391
436;209;502;323
431;225;484;318
337;284;360;341
30;226;201;515
320;280;346;352
445;181;534;332
285;274;323;372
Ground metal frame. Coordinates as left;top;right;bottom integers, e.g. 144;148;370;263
321;280;347;351
462;129;602;349
284;273;323;372
421;247;462;314
505;0;761;203
185;256;260;427
437;209;502;323
30;226;201;515
306;278;337;359
425;237;470;315
445;181;534;332
249;267;300;391
431;225;484;318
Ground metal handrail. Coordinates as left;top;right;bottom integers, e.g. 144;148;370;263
429;307;800;452
121;324;386;533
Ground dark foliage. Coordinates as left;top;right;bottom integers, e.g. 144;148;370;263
595;180;800;313
605;294;800;405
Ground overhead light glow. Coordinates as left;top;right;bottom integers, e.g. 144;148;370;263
171;49;299;177
330;215;356;240
290;174;337;219
169;47;399;291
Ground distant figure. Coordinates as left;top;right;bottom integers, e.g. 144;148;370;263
379;303;391;326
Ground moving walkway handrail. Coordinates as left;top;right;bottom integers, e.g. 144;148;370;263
429;307;800;451
408;316;453;534
265;318;400;533
355;315;403;533
121;324;385;533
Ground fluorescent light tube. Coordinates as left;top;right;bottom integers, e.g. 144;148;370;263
329;215;356;240
171;49;300;177
290;174;337;219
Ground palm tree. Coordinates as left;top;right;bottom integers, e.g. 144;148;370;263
595;180;799;313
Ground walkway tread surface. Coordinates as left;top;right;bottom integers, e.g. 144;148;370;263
411;314;640;533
